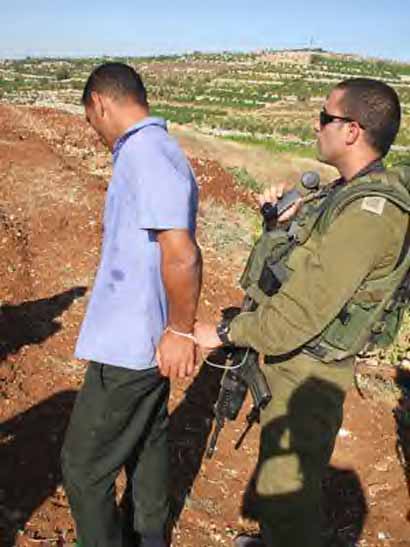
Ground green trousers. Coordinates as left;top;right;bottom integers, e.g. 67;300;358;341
61;362;170;547
247;353;354;547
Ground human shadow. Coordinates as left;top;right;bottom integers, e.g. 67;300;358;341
0;286;87;363
241;376;368;547
322;466;368;546
394;367;410;521
0;390;77;546
0;286;87;544
168;350;224;521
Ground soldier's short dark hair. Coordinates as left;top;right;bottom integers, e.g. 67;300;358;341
82;62;148;107
335;78;401;157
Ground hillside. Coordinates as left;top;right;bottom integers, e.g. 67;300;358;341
1;49;410;162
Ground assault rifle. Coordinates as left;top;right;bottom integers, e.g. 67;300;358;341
206;172;321;458
206;308;272;458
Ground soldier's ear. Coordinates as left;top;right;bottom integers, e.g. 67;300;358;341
346;121;361;146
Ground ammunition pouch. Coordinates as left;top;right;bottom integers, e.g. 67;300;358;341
241;167;410;363
240;228;295;304
304;260;410;362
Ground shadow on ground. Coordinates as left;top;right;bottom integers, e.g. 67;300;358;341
0;286;87;362
0;390;77;546
0;286;87;545
169;351;224;521
322;465;368;546
240;376;368;547
394;367;410;522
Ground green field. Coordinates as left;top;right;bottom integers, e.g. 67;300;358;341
1;49;410;161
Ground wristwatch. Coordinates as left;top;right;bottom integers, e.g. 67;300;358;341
216;317;233;346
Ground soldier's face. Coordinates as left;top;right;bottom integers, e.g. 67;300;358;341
315;89;350;167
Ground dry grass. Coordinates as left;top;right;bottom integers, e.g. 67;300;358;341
197;198;259;274
379;312;410;366
172;124;337;187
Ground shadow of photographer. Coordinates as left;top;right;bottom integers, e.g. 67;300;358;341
241;376;368;547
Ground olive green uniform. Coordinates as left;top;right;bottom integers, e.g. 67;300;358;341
228;174;408;547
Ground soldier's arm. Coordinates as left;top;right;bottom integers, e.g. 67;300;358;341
228;200;407;355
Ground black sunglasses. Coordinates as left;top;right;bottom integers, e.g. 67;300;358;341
319;109;364;129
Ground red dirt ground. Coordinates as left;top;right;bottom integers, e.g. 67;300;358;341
0;104;410;547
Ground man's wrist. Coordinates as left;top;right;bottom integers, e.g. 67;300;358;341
165;326;196;342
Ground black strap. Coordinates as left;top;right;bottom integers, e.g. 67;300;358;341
350;159;385;181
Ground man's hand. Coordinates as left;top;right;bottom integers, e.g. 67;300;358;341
156;330;196;379
258;183;302;223
194;321;221;350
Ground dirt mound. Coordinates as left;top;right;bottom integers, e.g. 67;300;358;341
191;157;255;207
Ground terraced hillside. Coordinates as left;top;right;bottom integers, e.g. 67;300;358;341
1;49;410;162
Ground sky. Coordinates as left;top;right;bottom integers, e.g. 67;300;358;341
0;0;409;62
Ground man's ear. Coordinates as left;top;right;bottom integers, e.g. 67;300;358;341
346;121;361;146
90;91;105;118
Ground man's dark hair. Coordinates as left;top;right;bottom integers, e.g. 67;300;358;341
82;62;148;107
335;78;401;157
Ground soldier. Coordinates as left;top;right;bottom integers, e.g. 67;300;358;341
195;78;405;547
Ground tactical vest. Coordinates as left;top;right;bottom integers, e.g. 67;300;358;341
240;165;410;363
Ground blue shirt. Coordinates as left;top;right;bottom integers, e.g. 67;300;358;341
75;117;198;370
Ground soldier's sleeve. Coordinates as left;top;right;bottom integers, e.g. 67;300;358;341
228;199;407;355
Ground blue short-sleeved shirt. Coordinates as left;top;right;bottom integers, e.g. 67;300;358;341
75;117;198;370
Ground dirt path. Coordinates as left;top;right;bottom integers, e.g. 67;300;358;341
0;104;409;547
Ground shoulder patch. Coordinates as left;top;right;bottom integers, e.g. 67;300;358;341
361;196;386;215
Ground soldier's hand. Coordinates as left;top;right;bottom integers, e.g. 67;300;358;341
194;321;221;350
258;183;302;223
156;330;196;379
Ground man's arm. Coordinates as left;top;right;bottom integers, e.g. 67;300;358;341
195;200;406;355
156;228;202;378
